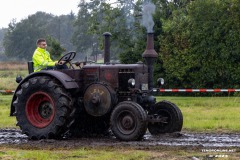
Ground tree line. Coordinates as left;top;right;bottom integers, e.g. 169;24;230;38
0;0;239;89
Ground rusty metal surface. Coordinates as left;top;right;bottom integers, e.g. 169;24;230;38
100;67;118;89
83;63;148;90
142;33;158;58
82;66;100;86
103;32;112;64
30;70;79;89
60;69;84;90
83;83;116;116
142;33;158;90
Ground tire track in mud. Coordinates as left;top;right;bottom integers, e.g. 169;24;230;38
1;129;240;148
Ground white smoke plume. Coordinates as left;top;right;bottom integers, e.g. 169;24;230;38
142;2;156;33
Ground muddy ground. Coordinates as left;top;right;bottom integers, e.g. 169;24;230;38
1;129;240;159
1;128;240;148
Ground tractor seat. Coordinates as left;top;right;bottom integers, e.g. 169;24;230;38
28;61;34;74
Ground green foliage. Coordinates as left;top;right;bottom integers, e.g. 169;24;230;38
48;12;76;52
3;12;76;61
46;36;66;60
119;0;146;63
0;28;7;61
3;12;52;60
159;0;240;88
73;0;149;63
72;0;95;59
0;28;6;54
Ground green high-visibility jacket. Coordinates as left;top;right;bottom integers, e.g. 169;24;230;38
32;47;56;72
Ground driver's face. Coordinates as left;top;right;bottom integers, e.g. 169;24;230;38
38;42;47;49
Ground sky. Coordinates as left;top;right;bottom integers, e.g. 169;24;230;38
0;0;80;28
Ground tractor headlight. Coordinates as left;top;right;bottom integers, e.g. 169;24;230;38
157;78;164;87
128;78;135;88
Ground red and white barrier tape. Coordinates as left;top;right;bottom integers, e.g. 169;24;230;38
1;89;240;94
0;90;15;93
154;89;240;92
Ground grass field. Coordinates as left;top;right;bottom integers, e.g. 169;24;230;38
0;95;16;128
0;146;153;160
0;62;28;90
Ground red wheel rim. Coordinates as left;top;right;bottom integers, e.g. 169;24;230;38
26;92;55;128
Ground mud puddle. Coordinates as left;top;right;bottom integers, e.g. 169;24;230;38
143;132;240;147
1;129;240;148
0;129;28;144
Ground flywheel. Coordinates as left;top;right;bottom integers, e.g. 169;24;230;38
83;83;116;116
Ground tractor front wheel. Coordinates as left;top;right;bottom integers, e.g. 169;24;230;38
110;101;147;141
148;100;183;135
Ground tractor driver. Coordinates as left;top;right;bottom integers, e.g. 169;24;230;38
32;38;66;72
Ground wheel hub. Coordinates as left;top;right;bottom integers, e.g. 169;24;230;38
122;116;134;129
91;94;101;105
117;111;137;135
38;102;53;119
26;92;55;128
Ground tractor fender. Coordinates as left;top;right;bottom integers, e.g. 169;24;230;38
10;70;79;116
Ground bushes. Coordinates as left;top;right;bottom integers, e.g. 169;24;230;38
158;0;240;89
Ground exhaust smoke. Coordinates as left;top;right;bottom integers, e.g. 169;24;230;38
142;1;156;33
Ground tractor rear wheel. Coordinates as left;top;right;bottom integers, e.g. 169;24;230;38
110;101;147;141
148;100;183;135
14;76;74;139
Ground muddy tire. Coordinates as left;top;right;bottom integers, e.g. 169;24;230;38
14;76;74;139
110;101;147;141
148;100;183;135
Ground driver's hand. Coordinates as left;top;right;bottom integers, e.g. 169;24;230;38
58;61;65;65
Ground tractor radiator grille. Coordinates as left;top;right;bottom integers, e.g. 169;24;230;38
118;69;134;91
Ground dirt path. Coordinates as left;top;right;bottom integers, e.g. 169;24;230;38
1;129;240;148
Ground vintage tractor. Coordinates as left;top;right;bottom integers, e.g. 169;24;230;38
10;32;183;141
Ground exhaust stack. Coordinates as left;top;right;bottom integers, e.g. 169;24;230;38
103;32;112;64
142;33;158;90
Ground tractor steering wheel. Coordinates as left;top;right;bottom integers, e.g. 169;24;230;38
58;51;76;65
